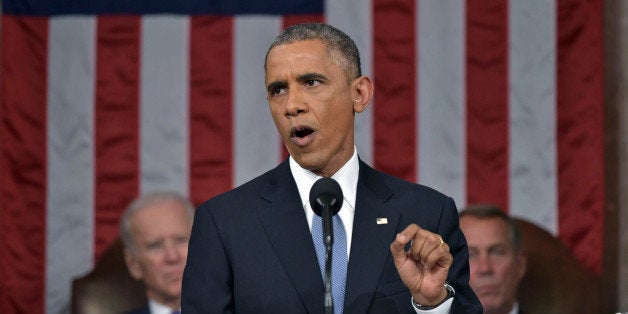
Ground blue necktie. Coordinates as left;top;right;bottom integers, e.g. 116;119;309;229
312;213;348;314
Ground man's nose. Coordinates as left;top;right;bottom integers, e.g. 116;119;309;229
164;243;183;262
284;89;308;117
475;253;493;274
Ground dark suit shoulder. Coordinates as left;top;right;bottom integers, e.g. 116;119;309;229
194;160;300;226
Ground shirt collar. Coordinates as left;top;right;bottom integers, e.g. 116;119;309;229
148;298;179;314
289;147;359;210
509;302;519;314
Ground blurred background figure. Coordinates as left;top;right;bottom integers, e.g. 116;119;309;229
460;204;527;314
120;191;194;314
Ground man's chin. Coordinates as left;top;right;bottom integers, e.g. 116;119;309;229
292;154;322;171
479;298;506;314
160;289;182;302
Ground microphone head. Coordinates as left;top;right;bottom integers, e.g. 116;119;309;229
309;177;343;217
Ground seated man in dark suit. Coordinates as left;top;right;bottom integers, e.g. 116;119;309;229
182;22;481;313
120;191;194;314
460;205;527;314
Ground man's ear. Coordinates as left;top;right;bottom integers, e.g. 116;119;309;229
124;248;144;281
351;76;374;113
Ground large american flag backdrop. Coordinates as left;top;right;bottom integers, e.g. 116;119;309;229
1;0;604;313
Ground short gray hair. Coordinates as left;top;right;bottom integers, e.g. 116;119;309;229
264;23;362;81
119;191;194;254
459;204;521;251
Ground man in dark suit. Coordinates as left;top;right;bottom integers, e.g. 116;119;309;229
182;23;481;313
121;191;193;314
460;205;527;314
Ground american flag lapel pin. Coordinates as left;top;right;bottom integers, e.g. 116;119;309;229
376;217;388;225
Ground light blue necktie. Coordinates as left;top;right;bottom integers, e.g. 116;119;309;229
312;213;348;314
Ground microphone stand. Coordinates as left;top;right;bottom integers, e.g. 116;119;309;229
310;177;343;314
322;201;334;314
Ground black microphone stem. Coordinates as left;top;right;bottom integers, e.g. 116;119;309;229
323;203;334;314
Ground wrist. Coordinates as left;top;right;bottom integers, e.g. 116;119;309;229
411;283;455;311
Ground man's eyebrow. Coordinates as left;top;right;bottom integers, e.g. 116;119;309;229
267;80;286;93
297;72;328;82
488;243;511;250
266;73;328;93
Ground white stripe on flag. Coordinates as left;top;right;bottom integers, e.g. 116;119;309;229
326;0;374;165
140;16;190;196
234;16;283;186
47;16;96;314
417;0;466;207
508;0;557;234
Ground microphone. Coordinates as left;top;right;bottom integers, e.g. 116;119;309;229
309;177;343;314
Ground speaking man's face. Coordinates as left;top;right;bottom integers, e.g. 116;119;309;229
265;39;366;177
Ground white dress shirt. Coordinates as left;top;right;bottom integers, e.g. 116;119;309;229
509;302;520;314
289;147;453;313
148;298;179;314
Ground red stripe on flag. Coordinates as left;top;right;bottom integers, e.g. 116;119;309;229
189;16;234;206
373;0;417;182
556;0;605;274
0;16;48;314
283;14;324;28
466;1;509;210
94;16;141;261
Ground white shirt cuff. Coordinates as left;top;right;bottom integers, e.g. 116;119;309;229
411;296;453;314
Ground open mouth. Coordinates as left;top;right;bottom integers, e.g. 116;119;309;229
290;126;316;146
291;126;314;138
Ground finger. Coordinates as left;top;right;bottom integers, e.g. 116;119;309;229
420;241;453;271
390;233;409;261
398;224;421;241
390;224;420;260
411;232;445;263
407;229;431;259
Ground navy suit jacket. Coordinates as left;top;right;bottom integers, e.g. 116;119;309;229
182;160;482;313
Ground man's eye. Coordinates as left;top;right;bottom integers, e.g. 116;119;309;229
176;236;190;245
489;247;508;256
304;80;319;87
147;242;162;250
271;87;286;96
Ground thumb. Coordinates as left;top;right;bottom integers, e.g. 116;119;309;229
390;233;410;261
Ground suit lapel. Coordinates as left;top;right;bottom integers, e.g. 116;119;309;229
344;163;401;313
257;162;324;313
